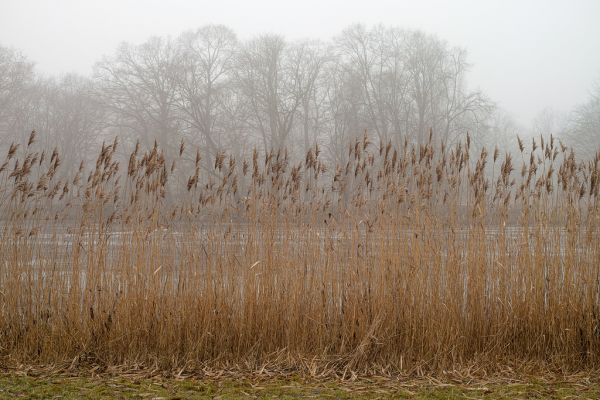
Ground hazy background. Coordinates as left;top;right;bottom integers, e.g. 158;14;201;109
2;0;599;125
2;0;600;174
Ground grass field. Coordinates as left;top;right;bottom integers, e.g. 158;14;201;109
1;372;600;399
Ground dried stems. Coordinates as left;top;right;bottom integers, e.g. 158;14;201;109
0;133;599;376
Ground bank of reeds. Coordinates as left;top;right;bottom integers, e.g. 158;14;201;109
0;131;599;376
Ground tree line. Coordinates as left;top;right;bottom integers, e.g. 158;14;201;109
1;24;598;173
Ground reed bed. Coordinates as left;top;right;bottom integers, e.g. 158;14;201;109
0;131;599;376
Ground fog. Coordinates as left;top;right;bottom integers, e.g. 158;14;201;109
1;0;599;166
2;0;599;125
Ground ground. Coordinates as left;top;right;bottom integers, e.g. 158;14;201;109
1;373;599;399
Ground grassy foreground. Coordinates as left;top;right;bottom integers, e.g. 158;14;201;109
1;373;600;399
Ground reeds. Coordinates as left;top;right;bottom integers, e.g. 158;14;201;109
0;131;599;376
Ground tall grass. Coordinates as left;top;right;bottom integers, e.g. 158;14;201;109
0;131;599;375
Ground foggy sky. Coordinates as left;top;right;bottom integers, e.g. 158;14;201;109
1;0;599;126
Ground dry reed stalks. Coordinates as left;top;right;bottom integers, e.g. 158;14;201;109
0;131;599;376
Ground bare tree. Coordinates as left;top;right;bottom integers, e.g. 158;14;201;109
335;26;492;146
436;48;493;144
29;75;105;169
565;83;600;158
293;41;330;152
0;46;35;145
336;24;402;143
2;23;500;168
236;35;327;151
95;37;182;152
176;25;239;159
321;58;366;164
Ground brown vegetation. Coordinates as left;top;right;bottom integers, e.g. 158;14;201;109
0;130;599;376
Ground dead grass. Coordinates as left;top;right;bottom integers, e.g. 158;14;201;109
0;131;599;376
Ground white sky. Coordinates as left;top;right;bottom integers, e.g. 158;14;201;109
1;0;599;126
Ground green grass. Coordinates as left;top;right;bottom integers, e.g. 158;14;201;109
0;374;599;399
